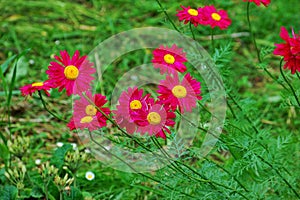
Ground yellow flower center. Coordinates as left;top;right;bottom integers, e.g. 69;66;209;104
87;174;93;179
211;13;221;21
130;100;142;110
64;65;79;80
188;9;198;16
85;105;97;116
32;82;44;87
80;116;93;123
147;112;161;125
163;54;175;64
172;85;187;98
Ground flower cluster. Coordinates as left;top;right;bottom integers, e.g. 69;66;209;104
20;50;111;132
244;0;271;7
274;27;300;74
20;45;202;140
113;44;202;139
176;5;231;30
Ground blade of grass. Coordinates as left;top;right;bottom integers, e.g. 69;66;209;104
6;49;31;140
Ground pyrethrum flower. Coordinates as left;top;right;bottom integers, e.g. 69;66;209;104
243;0;271;7
67;92;111;131
157;73;202;113
176;5;205;27
85;171;95;181
20;80;54;97
132;102;176;139
152;44;187;75
202;5;231;30
46;50;96;96
113;87;154;134
274;27;300;74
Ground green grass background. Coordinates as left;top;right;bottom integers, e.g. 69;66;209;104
1;0;300;199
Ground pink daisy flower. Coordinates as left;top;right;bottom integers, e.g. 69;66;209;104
67;92;111;131
274;27;300;74
243;0;271;7
132;102;176;139
152;44;187;75
113;87;154;134
202;5;231;30
20;80;54;97
46;50;96;96
176;5;205;27
157;73;202;113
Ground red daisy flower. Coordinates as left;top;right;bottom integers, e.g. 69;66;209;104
274;27;300;74
67;92;110;131
176;5;205;27
20;80;54;97
132;102;176;139
202;5;231;30
46;50;96;96
113;87;154;134
243;0;271;7
157;73;202;113
152;44;187;75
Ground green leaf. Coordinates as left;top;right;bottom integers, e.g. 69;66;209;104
19;188;31;198
0;55;17;98
0;143;9;165
51;143;72;168
0;168;7;183
47;180;59;200
0;185;18;200
30;186;44;198
63;187;83;200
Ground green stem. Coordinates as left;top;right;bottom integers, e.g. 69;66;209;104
211;28;215;52
189;22;195;40
246;2;261;63
155;0;180;32
227;93;259;134
246;3;288;90
88;131;197;199
279;59;300;107
59;191;63;200
38;91;67;122
196;103;297;198
44;178;51;200
296;71;300;80
256;154;300;199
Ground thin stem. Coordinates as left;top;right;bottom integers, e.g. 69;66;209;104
189;22;195;40
296;71;300;80
38;91;67;122
197;103;297;198
203;157;249;192
279;59;300;107
246;2;261;63
88;131;197;199
211;28;215;52
227;93;259;134
246;3;288;90
155;0;180;32
256;154;300;199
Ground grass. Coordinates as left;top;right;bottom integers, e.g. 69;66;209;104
0;0;300;199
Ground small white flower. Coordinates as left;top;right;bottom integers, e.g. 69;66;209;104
35;159;41;165
29;59;35;65
55;40;60;45
85;171;95;181
104;145;111;151
84;148;91;154
56;142;64;147
71;143;77;150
